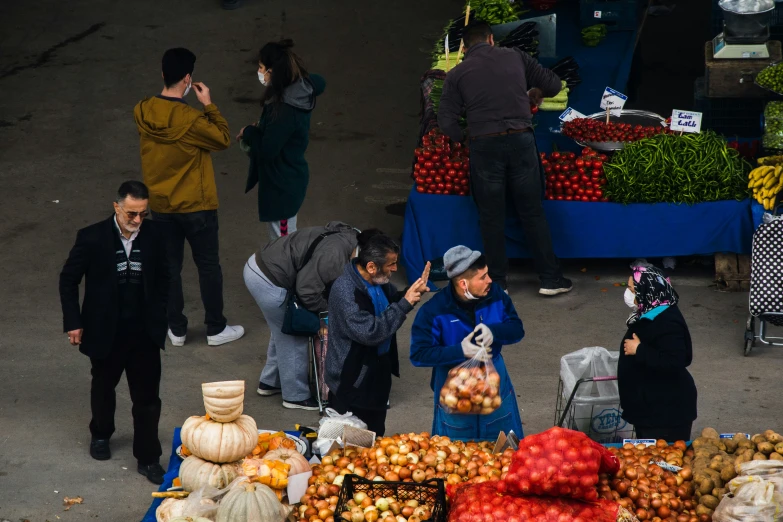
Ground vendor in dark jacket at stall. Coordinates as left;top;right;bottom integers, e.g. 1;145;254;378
437;21;571;296
618;265;697;441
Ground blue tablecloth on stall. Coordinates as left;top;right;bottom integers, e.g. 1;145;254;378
141;428;183;522
401;188;754;283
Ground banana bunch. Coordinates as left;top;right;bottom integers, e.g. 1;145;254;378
748;165;783;210
757;155;783;166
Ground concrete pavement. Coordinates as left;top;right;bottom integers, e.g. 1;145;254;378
0;1;781;520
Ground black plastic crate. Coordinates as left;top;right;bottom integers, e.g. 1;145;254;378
580;0;639;31
336;475;447;522
694;77;765;137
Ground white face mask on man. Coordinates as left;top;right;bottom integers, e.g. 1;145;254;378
624;288;637;309
461;280;479;301
183;81;192;97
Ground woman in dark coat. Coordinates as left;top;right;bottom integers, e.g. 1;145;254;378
238;39;325;241
618;265;697;441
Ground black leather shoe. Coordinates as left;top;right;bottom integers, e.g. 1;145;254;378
138;462;166;485
90;439;111;461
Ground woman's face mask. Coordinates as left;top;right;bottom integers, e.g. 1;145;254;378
624;287;637;309
257;65;271;86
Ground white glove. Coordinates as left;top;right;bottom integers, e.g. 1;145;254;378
462;332;492;361
473;323;494;348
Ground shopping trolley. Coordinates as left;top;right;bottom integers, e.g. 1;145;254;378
310;312;330;413
554;376;634;444
744;196;783;356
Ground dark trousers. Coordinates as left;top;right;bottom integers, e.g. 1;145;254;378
152;210;227;336
89;331;162;464
469;131;561;287
328;391;388;436
635;423;693;442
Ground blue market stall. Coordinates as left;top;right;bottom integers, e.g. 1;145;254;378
400;3;755;283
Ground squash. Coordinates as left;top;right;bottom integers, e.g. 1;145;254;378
179;455;241;491
170;517;212;522
241;458;290;488
201;380;245;423
181;415;257;463
264;448;311;476
267;434;297;451
216;479;290;522
156;498;186;522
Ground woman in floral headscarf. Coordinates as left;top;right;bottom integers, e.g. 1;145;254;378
618;266;697;441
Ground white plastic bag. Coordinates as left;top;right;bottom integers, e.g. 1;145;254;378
559;347;632;442
155;479;233;521
439;345;501;415
713;475;783;522
740;461;783;493
317;408;367;440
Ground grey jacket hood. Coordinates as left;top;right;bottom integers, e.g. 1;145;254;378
282;77;316;110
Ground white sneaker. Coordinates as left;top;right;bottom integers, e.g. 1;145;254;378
167;329;186;347
207;325;245;346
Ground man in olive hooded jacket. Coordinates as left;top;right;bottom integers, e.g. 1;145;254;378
133;47;244;348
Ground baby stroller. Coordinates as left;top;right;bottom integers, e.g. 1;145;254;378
744;196;783;356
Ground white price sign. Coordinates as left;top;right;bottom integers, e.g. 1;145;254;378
600;87;627;116
623;439;657;447
559;107;586;122
670;110;702;133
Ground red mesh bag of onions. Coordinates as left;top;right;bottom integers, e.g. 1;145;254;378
439;345;502;415
448;481;638;522
503;427;620;502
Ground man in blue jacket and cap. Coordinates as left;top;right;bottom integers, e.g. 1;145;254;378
410;245;525;440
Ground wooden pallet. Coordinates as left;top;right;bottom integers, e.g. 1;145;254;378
715;253;751;292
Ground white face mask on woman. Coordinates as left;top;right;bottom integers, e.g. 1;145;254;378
257;71;267;85
624;288;637;309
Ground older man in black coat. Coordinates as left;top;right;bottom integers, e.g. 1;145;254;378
59;180;169;484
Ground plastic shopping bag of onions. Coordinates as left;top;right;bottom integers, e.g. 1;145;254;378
439;345;502;415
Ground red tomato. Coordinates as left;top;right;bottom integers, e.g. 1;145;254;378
557;174;566;181
438;168;447;175
552;152;561;160
448;169;457;176
575;159;584;168
565;195;573;201
461;178;469;186
556;195;564;200
424;161;433;169
581;196;590;202
595;189;603;198
416;186;425;193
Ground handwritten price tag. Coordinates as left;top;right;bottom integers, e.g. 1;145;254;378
600;87;627;116
559;107;586;122
670;110;702;133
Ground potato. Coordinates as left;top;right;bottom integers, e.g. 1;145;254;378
713;487;729;499
734;433;749;441
709;458;725;471
702;428;721;440
696;505;714;517
700;495;720;510
753;452;768;461
758;442;775;455
698;478;715;495
735;455;752;473
770;452;783;461
724;439;739;453
766;432;783;445
776;442;783;455
752;434;767;445
720;465;737;482
738;439;755;450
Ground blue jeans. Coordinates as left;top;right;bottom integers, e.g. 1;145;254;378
469;131;561;286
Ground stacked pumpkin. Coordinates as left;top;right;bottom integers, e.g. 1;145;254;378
179;381;258;492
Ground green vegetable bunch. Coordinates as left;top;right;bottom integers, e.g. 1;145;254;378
472;0;520;25
757;64;783;94
604;131;752;204
581;24;607;47
764;101;783;150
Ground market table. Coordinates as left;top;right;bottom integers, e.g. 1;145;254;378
400;4;756;283
402;193;754;283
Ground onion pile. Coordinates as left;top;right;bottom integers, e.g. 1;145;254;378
299;433;514;522
337;494;433;522
600;440;705;522
440;365;502;415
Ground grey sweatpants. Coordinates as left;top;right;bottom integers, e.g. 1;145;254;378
243;254;310;402
265;215;298;242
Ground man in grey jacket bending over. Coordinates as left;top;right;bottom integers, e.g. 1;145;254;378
325;234;430;435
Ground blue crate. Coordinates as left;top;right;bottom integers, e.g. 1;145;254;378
580;0;639;31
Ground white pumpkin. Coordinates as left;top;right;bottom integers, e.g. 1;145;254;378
169;517;212;522
216;479;290;522
180;455;241;491
263;448;311;476
202;380;245;423
181;415;257;463
156;498;186;522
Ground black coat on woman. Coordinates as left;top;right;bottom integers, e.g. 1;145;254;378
617;266;697;434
